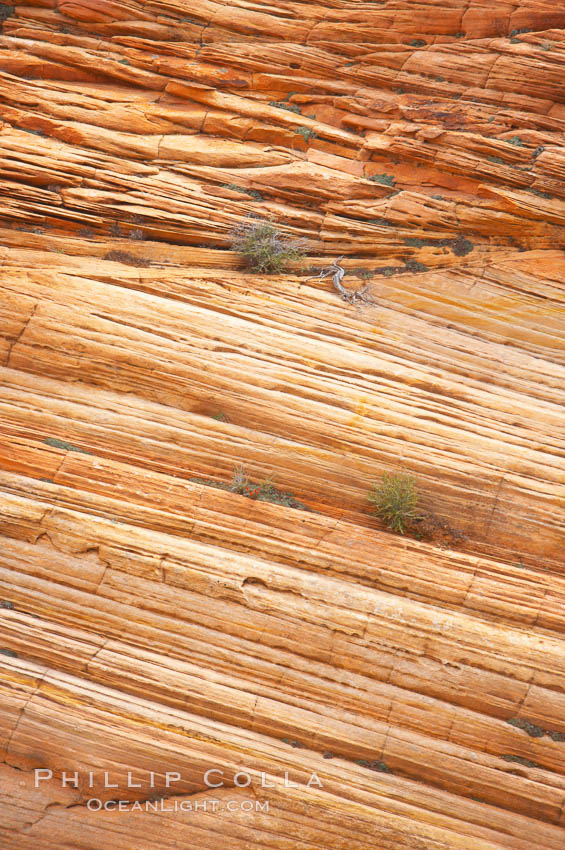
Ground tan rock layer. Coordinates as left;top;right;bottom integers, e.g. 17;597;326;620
1;2;564;848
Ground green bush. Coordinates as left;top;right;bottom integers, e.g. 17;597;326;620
231;220;308;273
368;472;420;533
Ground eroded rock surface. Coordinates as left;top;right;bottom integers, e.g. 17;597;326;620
0;2;564;848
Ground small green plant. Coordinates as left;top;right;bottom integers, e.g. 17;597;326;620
353;268;374;280
222;183;264;201
368;472;420;533
269;101;302;114
104;249;150;267
369;172;395;187
507;136;524;146
230;219;308;273
191;465;309;510
295;126;318;142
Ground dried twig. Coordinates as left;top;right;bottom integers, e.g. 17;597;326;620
303;256;376;305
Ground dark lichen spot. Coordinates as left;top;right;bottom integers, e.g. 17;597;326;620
528;188;553;199
369;760;393;773
501;754;539;768
451;235;474;256
507;717;544;738
0;5;14;24
405;259;430;273
44;437;93;454
508;717;565;742
548;730;565;743
368;217;393;227
22;127;45;137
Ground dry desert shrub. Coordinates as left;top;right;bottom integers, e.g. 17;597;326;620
231;219;308;273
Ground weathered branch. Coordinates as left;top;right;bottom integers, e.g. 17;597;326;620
303;257;376;305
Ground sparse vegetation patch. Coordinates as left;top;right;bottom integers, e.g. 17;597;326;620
269;101;302;114
222;183;264;201
369;173;395;187
191;465;310;511
295;126;318;142
104;250;151;267
368;472;420;534
230;219;307;273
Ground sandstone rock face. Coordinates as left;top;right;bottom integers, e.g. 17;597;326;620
0;2;564;848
